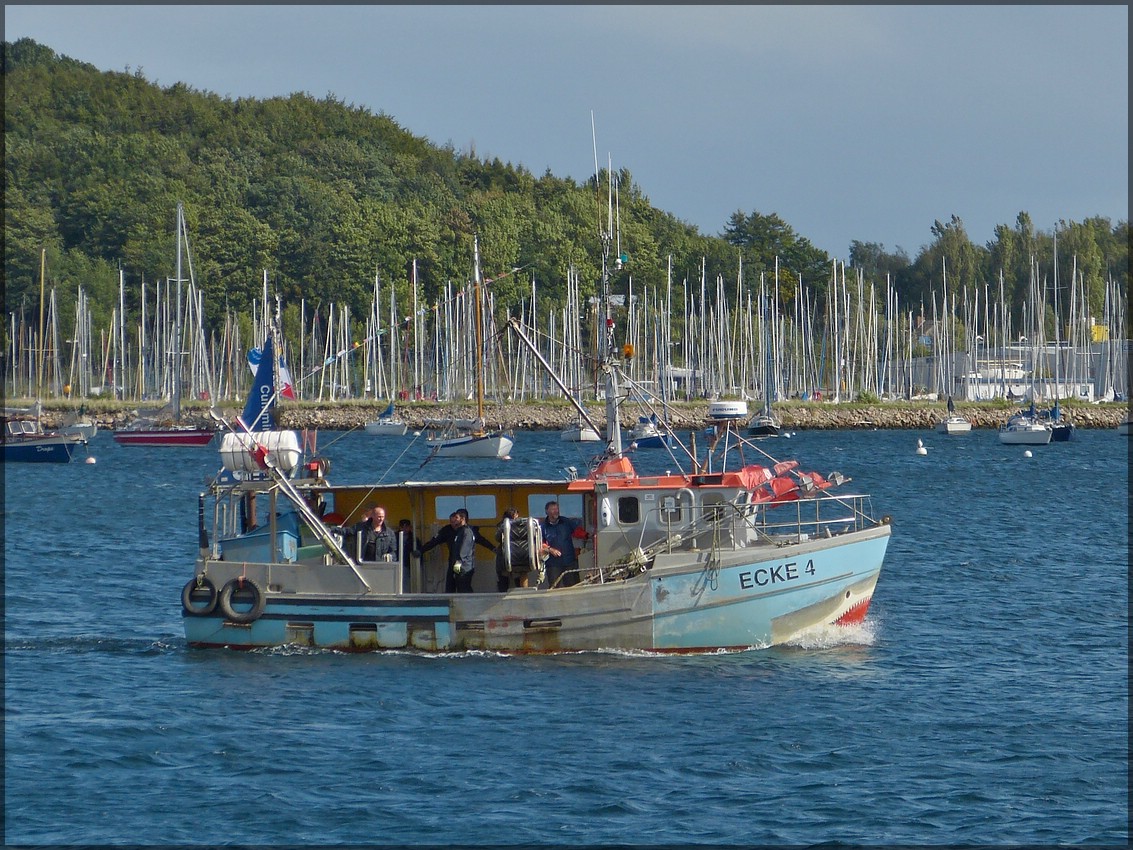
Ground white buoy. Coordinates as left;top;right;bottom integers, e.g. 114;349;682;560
1023;450;1032;458
916;438;927;455
85;456;97;464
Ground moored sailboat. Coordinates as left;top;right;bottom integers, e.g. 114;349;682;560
998;403;1052;445
936;395;972;435
114;203;216;447
2;404;85;463
424;236;514;459
364;401;408;436
4;253;88;463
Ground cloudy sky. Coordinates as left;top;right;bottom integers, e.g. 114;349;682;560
5;5;1128;258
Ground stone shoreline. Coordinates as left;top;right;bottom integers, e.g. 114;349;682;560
33;400;1129;431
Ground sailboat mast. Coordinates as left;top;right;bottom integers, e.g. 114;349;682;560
37;248;46;401
172;203;184;418
473;235;486;425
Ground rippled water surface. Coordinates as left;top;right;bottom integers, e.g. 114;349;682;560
4;427;1128;844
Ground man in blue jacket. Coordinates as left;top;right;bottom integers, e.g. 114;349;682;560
540;500;582;589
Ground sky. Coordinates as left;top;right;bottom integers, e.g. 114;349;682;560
4;5;1128;259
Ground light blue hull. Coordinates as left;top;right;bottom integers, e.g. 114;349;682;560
183;526;888;653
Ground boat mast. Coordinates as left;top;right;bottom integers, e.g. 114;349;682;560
172;203;184;420
472;234;486;428
36;248;46;405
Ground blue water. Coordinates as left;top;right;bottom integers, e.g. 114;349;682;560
4;427;1128;844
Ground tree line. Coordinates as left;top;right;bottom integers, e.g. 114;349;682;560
3;37;1128;350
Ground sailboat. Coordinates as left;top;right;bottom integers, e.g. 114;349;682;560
1041;398;1075;442
998;402;1052;445
560;416;601;442
935;395;972;435
3;251;87;463
364;401;408;436
424;236;514;459
114;203;216;447
3;402;85;463
58;405;98;442
628;411;672;448
747;292;781;438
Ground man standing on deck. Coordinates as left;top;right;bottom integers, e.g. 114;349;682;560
349;507;397;562
417;511;493;593
541;500;583;588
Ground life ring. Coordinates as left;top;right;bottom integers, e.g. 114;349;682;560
181;575;218;616
218;577;266;624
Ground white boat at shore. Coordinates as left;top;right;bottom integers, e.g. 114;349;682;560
364;402;408;436
423;237;513;460
998;407;1052;445
936;396;972;435
560;420;601;442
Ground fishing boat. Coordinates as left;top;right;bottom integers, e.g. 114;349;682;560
114;203;216;448
935;396;972;435
181;191;890;655
424;236;514;459
997;404;1052;445
364;402;408;436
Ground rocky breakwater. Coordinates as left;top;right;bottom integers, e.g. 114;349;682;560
270;401;1127;432
32;399;1127;432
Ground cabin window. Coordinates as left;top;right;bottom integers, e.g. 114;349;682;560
435;494;497;521
527;493;584;520
618;496;640;524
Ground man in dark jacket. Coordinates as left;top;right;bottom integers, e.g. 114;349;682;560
418;510;495;592
348;506;398;562
541;500;582;588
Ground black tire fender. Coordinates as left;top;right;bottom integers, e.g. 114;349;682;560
218;577;266;624
181;575;218;616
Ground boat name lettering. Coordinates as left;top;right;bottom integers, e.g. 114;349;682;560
739;559;815;589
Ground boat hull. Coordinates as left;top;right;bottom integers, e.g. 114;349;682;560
997;424;1051;445
183;525;889;653
113;428;215;446
560;426;601;442
1048;423;1074;441
364;420;408;436
428;432;513;458
747;414;781;438
2;435;80;463
936;417;972;435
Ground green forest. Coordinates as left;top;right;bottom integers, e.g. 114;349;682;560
3;37;1129;345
